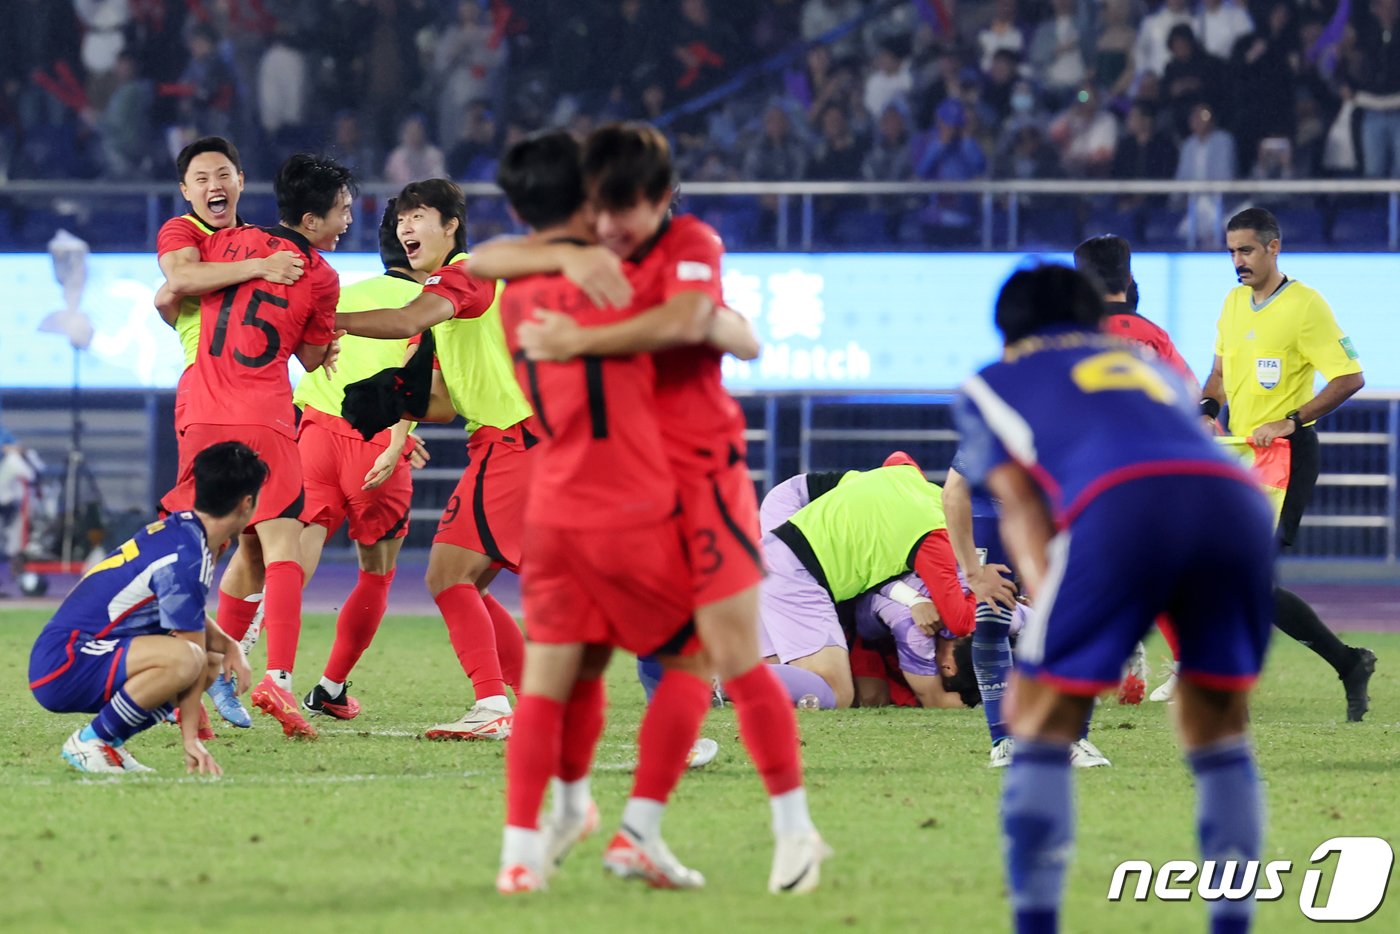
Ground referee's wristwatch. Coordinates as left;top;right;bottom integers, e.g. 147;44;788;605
1285;410;1304;433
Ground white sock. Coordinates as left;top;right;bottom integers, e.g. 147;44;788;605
501;825;543;868
476;694;511;714
319;677;344;697
620;797;665;840
268;669;293;691
770;787;815;837
552;777;592;821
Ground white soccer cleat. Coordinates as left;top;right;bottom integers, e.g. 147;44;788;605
60;729;127;774
544;800;599;871
423;702;512;741
1150;669;1178;702
602;825;705;889
768;831;833;894
111;744;155;773
496;863;547;895
239;601;264;655
1070;738;1111;768
989;737;1014;768
686;737;719;769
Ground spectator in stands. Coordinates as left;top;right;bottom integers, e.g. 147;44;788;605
912;45;965;130
744;103;809;181
74;0;131;110
1135;0;1195;78
1114;100;1179;180
1229;3;1299;176
177;25;238;139
864;41;913;121
1002;79;1050;136
669;0;738;95
995;123;1063;184
330;111;380;182
1349;0;1400;177
809;102;866;180
1196;0;1254;61
1163;24;1229;138
916;98;988;238
1030;0;1087;108
257;23;309;145
982;50;1022;123
1048;84;1119;177
97;52;153;180
1247;136;1301;208
1093;0;1139;99
433;0;505;160
978;0;1026;72
802;0;863;59
1176;102;1237;242
598;0;660;107
384;113;446;186
447;101;499;181
863;103;915;185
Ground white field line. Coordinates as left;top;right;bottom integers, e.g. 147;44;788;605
0;770;486;788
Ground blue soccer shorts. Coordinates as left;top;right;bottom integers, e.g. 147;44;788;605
29;628;134;714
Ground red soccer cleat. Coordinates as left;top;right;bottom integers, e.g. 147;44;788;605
251;675;318;739
1117;673;1146;705
173;703;217;740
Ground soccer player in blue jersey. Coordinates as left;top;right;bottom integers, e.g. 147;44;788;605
955;265;1275;934
28;442;266;776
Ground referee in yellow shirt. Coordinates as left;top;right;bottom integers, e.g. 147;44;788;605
1201;207;1375;721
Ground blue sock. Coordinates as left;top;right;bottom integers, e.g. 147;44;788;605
1003;739;1073;934
637;656;663;703
1078;700;1095;742
1188;736;1262;934
89;688;159;745
973;604;1014;744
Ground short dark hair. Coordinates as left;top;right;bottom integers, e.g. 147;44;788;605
583;122;676;211
192;442;267;517
395;178;468;254
1167;22;1197;49
274;153;357;226
1073;235;1133;295
377;197;410;271
995;264;1107;344
942;637;981;708
176;136;243;181
1226;207;1281;245
496;129;586;230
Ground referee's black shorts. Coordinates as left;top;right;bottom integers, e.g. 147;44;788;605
1278;425;1320;548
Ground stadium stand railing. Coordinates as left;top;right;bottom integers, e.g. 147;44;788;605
3;180;1400;253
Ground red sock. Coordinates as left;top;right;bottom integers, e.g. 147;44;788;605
1156;613;1181;661
262;560;304;672
505;694;564;829
324;569;394;683
725;664;804;796
435;583;505;700
215;590;260;642
560;677;606;782
631;669;711;803
482;592;524;693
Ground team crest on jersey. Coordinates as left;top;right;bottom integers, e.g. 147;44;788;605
676;261;712;281
426;275;442;286
1256;357;1282;390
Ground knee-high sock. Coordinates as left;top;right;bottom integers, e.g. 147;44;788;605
262;560;304;674
215;590;262;643
504;694;564;830
769;663;837;708
629;669;711;805
1273;586;1358;676
1002;739;1073;934
482;592;524;693
637;656;664;702
1188;736;1263;934
89;687;166;745
1156;613;1181;661
974;604;1015;745
725;664;804;796
323;569;394;683
559;676;606;783
436;583;505;701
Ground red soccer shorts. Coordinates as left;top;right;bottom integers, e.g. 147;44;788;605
848;635;919;708
433;424;534;570
677;458;765;608
521;519;698;658
298;416;411;545
162;423;304;527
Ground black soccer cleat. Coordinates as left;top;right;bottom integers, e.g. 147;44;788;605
1342;648;1377;723
301;682;361;720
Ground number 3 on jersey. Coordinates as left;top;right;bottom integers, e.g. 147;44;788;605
209;285;288;367
1071;351;1177;404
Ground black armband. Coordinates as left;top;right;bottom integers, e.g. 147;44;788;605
1199;397;1222;420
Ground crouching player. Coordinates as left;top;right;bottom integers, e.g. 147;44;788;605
28;442;266;775
955;265;1274;934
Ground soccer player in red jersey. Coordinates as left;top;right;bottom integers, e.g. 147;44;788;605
334;179;530;741
154;136;305;728
158;153;354;739
473;123;828;893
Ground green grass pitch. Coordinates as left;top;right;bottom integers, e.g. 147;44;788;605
1;610;1396;933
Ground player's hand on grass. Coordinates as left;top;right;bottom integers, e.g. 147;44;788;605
969;563;1018;609
1250;418;1294;447
561;246;632;308
518;309;583;362
184;739;222;777
911;601;942;636
260;250;306;286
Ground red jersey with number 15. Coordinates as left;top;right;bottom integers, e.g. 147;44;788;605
499;263;676;530
182;225;339;437
629;215;746;474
